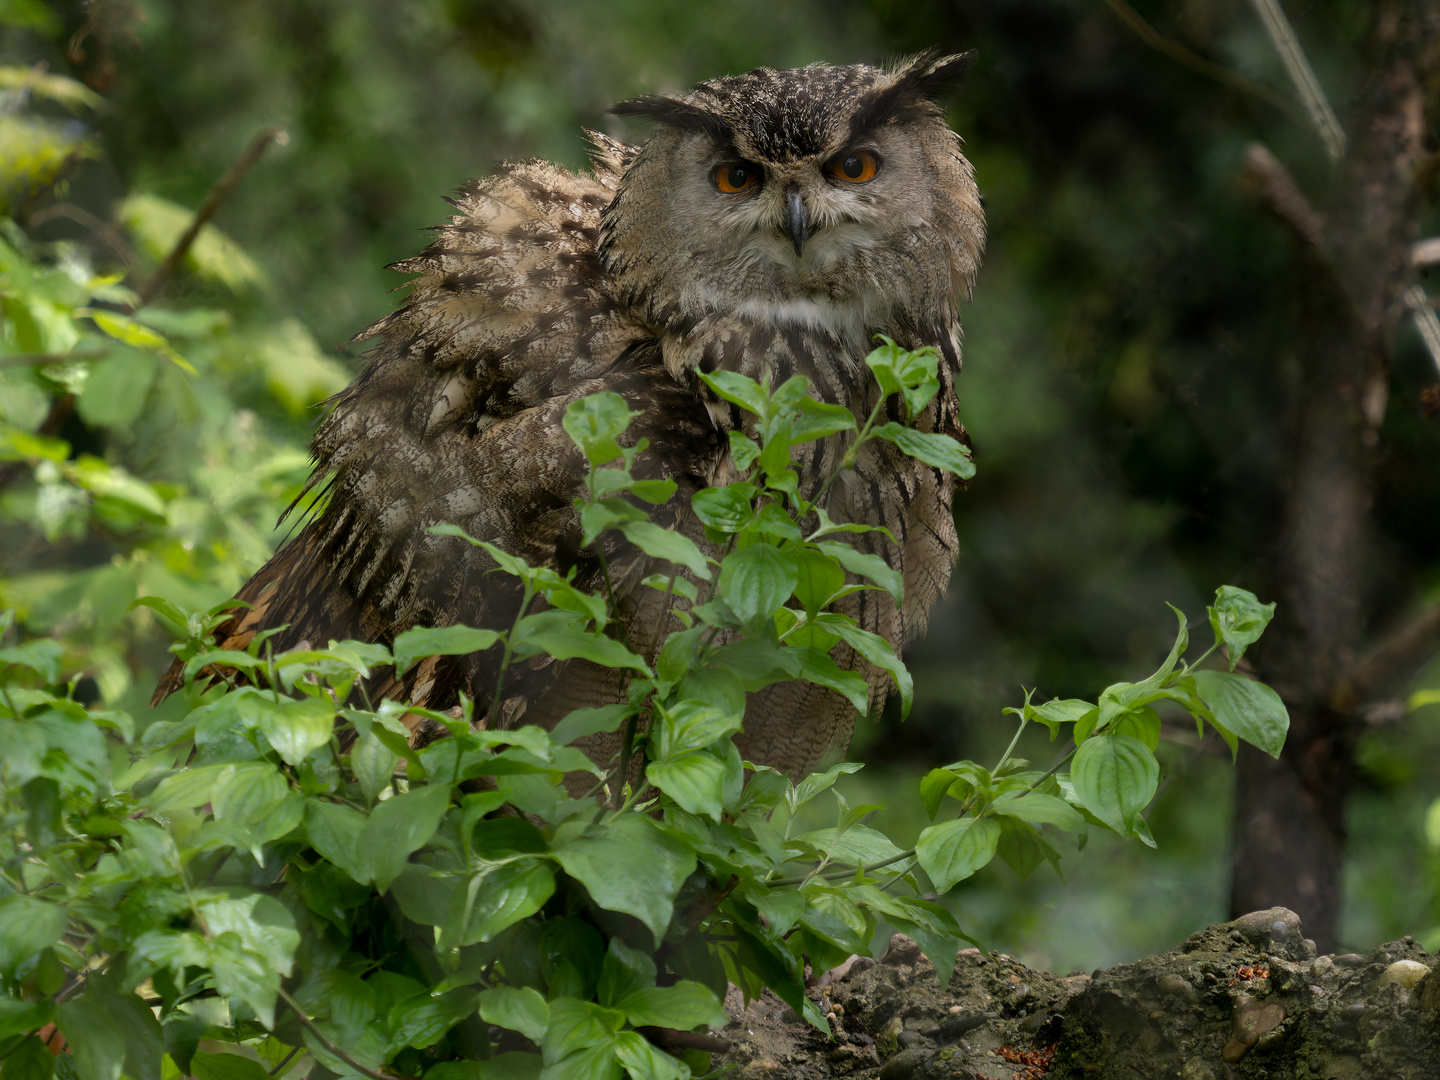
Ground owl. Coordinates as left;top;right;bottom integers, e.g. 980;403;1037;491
155;52;986;782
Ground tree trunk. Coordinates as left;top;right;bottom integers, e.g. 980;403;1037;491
1232;0;1438;952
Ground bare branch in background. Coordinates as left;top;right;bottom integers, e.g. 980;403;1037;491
1248;0;1347;160
133;126;288;310
27;202;138;268
1238;142;1326;246
1102;0;1310;128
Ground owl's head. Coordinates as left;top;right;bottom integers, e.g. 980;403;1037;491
598;53;985;352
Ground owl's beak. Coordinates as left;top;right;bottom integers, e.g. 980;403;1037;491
783;190;809;257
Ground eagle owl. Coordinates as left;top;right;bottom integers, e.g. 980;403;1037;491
158;53;985;781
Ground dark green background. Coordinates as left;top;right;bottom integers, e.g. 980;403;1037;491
4;0;1439;970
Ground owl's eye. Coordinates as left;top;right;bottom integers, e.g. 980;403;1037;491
713;162;761;194
825;149;881;184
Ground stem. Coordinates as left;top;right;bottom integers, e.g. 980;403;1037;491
612;714;639;810
268;1047;301;1076
808;399;886;515
486;583;535;728
991;709;1031;775
768;848;916;887
276;988;400;1080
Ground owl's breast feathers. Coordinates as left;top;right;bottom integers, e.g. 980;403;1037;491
154;139;968;779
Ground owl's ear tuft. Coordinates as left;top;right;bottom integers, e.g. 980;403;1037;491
848;49;977;140
912;50;977;96
611;95;734;141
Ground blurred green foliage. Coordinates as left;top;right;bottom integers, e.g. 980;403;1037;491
1;0;1438;974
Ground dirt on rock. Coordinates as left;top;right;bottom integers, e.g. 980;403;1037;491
710;908;1439;1079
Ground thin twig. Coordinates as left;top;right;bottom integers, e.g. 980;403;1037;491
1102;0;1310;128
133;126;287;309
267;1046;301;1076
276;988;400;1080
1247;0;1346;160
1238;142;1326;247
26;202;139;268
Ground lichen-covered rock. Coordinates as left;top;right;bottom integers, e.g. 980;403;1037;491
710;909;1439;1079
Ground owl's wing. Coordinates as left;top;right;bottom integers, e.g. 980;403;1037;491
154;160;654;707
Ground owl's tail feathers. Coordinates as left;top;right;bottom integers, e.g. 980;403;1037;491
150;526;361;706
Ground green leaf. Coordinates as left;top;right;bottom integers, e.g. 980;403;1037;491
207;933;280;1027
304;799;371;884
480;986;550;1043
392;625;499;676
871;423;974;479
790;549;846;617
611;1032;686;1080
991;792;1087;833
0;894;67;972
647;752;729;820
563;393;639;466
791;398;856;443
57;996;126;1080
466;861;556;943
864;336;941;420
697;370;767;415
727;430;760;470
919;768;958;819
790;761;863;812
1027;698;1094;740
785;646;868;713
0;639;63;683
198;890;299;978
83;309;193;372
596;939;656;1009
792;824;906;866
0;999;53;1042
540;998;624;1064
1070;734;1160;835
1207;586;1276;669
388;989;479;1051
550;705;633;747
239;695;335;767
580;498;648;546
211;762;288;830
539;1042;622;1080
994;817;1061;882
190;1052;270;1080
551;815;695;940
0;1036;53;1080
619;981;729;1030
690;485;755;534
813;541;902;605
616;521;712;580
512;612;651;674
826;620;912;718
1191;670;1289;759
654;699;740;758
915;816;1001;892
362;782;452;893
352;730;398;802
719;544;796;629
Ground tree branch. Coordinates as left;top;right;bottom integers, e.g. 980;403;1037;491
1338;600;1440;708
1102;0;1310;128
1237;142;1326;247
133;126;287;309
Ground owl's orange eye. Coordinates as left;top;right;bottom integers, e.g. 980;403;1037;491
713;162;761;194
825;149;880;184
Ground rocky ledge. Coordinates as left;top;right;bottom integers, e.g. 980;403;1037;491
713;908;1438;1079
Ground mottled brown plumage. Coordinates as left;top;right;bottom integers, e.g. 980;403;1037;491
155;53;986;780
